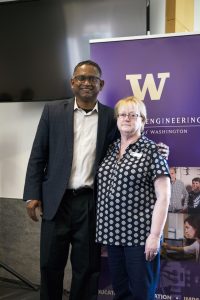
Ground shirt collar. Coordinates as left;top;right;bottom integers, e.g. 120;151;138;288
74;98;98;113
113;133;147;152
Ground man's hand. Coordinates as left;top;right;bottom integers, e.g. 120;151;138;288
157;142;169;160
26;200;42;222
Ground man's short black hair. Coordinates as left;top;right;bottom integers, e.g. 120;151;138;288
73;60;102;77
192;177;200;183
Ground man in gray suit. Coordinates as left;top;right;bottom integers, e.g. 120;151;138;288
24;60;169;300
24;60;116;300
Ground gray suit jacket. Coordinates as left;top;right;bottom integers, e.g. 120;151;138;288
23;98;116;220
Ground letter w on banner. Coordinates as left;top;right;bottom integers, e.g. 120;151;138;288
126;73;170;100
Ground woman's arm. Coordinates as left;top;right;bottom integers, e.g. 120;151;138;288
145;175;171;261
162;242;184;253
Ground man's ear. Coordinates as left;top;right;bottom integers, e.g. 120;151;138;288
99;80;105;90
70;78;75;90
70;78;74;86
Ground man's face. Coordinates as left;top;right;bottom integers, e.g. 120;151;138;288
169;168;176;182
192;180;200;192
71;64;104;102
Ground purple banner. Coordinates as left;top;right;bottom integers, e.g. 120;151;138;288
98;255;200;300
90;34;200;300
90;33;200;167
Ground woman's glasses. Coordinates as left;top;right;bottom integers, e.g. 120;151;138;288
118;113;141;120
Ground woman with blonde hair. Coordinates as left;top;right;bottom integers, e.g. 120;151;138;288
96;96;171;300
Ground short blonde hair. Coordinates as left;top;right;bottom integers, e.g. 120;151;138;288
114;96;147;131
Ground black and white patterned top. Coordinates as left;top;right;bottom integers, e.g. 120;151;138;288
96;134;170;246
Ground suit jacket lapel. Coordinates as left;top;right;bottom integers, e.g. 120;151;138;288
95;102;109;172
62;98;74;177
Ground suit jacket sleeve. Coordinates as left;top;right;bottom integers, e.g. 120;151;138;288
23;104;49;201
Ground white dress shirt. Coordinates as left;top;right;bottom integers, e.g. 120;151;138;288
67;99;98;189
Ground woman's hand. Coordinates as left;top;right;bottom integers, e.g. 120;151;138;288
145;233;160;261
162;242;170;250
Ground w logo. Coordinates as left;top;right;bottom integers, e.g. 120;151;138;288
126;72;170;100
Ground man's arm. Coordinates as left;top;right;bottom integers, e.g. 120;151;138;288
23;104;49;219
182;184;189;209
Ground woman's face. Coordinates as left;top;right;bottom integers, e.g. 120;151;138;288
184;221;196;239
117;103;143;137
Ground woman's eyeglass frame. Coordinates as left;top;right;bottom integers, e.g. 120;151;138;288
117;113;141;120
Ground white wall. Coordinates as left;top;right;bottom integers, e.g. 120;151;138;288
150;0;166;34
194;0;200;31
0;101;46;198
150;0;200;34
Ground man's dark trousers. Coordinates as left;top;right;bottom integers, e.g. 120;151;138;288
40;188;101;300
